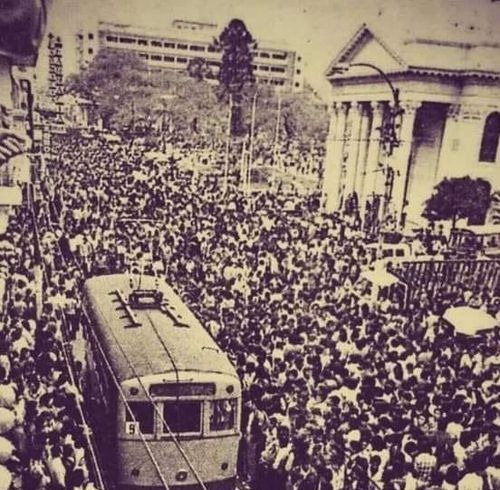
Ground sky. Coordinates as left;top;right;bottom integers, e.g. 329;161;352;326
46;0;500;94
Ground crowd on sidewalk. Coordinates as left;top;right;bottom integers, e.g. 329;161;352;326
0;203;97;489
0;133;498;490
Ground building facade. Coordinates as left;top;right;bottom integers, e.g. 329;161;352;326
76;20;304;92
322;24;500;229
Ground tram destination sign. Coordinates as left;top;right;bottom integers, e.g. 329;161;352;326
150;382;216;397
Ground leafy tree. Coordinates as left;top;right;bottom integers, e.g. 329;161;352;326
245;84;328;144
66;49;158;129
214;19;256;136
423;176;492;226
186;57;212;81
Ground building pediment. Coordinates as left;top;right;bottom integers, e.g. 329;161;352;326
325;24;407;79
325;23;500;82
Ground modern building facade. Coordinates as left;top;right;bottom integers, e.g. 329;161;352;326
322;24;500;229
76;20;304;92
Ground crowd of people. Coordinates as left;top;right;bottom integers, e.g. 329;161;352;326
0;201;97;489
0;132;498;490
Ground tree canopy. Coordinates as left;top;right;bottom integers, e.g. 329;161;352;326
64;45;328;145
216;18;255;96
65;49;157;129
423;176;492;226
214;18;256;136
187;57;212;82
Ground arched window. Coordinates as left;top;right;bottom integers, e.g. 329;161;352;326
479;112;500;163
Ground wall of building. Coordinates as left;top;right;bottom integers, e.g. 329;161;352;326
322;74;500;228
405;103;448;223
436;102;500;191
97;22;303;91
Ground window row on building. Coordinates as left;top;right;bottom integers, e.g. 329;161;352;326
103;34;292;62
251;64;287;74
260;78;286;86
105;34;210;52
133;51;289;77
255;51;288;60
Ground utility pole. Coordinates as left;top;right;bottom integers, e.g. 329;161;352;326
240;135;248;191
223;94;232;196
131;99;135;133
248;91;258;194
273;91;282;164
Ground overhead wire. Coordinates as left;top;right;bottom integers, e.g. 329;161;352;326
89;297;209;490
44;155;210;490
30;182;108;490
86;324;171;490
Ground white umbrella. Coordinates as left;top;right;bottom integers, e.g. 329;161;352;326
443;306;499;336
0;408;15;435
0;436;15;463
0;464;12;490
0;385;16;409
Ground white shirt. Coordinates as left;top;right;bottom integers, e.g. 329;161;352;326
458;473;484;490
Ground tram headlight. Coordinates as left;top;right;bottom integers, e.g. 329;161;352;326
131;468;140;477
226;384;234;394
176;470;188;482
130;387;139;396
221;462;229;471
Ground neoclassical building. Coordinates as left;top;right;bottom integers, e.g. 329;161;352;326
322;24;500;229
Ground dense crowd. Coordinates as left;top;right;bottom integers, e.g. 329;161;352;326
0;203;97;489
0;133;498;490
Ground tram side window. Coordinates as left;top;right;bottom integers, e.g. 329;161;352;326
210;399;237;431
126;402;154;434
163;401;201;433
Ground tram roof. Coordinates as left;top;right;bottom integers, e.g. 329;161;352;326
83;274;238;383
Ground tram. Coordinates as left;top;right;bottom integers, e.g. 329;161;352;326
81;273;241;490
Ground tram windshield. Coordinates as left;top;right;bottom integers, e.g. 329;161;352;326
163;401;202;434
126;401;154;434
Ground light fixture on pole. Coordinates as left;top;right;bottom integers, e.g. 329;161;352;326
331;62;403;156
330;61;404;234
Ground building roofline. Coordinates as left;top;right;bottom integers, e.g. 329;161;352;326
404;38;500;50
98;20;297;53
324;23;407;78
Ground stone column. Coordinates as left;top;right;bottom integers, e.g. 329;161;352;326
391;100;421;227
323;102;349;213
344;102;364;198
361;101;385;206
321;102;339;208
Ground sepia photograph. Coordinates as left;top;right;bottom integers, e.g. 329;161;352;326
0;0;499;489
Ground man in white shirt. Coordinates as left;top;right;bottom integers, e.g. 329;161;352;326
457;472;484;490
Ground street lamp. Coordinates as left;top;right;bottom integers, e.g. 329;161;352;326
330;61;404;234
331;62;404;156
